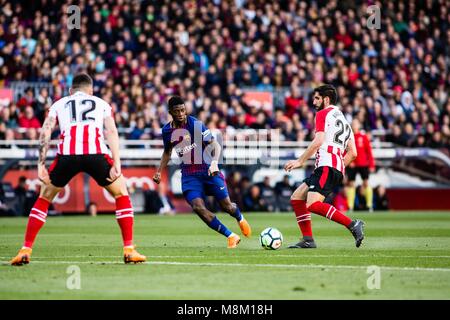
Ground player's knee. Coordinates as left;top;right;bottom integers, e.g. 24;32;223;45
39;185;60;202
291;186;307;201
290;193;301;201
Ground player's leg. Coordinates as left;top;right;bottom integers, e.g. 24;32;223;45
87;154;145;263
218;197;251;237
288;182;316;248
10;155;76;265
305;167;365;247
183;175;240;248
345;167;357;211
208;173;251;238
10;183;62;266
361;168;373;211
190;197;240;248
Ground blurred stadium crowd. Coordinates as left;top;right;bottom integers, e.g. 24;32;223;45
0;0;449;148
0;0;448;214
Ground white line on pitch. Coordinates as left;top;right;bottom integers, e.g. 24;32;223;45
1;260;450;272
2;254;450;259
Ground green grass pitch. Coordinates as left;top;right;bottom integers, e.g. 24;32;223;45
1;211;450;299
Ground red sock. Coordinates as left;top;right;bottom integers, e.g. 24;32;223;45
23;197;51;248
307;201;352;227
291;199;312;237
116;195;134;247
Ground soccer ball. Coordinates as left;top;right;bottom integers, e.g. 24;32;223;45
259;227;283;250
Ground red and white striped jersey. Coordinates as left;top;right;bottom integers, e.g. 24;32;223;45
314;105;354;173
48;91;112;155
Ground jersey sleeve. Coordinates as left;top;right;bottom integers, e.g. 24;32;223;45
315;110;327;132
201;123;213;143
162;129;172;151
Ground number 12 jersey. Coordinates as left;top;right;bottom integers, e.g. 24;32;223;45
48;91;112;155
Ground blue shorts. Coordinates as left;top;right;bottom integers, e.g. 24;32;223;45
182;173;229;204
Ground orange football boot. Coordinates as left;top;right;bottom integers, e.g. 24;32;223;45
10;247;32;266
123;245;147;264
238;218;252;238
227;234;241;248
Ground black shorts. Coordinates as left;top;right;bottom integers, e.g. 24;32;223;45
48;154;114;188
346;166;370;181
303;166;343;197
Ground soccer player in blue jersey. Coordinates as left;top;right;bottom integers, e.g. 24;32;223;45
153;96;252;248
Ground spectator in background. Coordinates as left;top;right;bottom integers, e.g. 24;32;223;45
275;175;294;212
226;171;244;210
256;176;276;211
354;186;369;211
346;119;375;212
86;202;98;217
373;186;389;211
284;86;305;118
243;185;268;212
18;106;41;129
332;187;349;214
16;88;35;110
144;184;175;215
14;176;37;216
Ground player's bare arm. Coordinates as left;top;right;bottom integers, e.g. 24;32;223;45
104;116;122;182
343;137;357;168
284;132;325;172
207;139;221;176
153;147;172;184
38;116;57;184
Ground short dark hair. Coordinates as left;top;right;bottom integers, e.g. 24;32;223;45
72;73;93;90
313;84;338;105
168;95;184;109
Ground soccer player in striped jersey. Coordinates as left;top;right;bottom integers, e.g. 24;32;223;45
10;73;146;265
152;96;251;248
284;84;365;248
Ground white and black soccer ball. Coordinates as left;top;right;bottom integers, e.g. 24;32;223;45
259;227;283;250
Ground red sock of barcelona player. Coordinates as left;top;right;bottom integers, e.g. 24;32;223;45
291;199;312;237
115;195;134;247
307;201;352;228
23;197;51;248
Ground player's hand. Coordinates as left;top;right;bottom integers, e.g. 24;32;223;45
370;167;376;173
208;160;219;176
38;164;51;185
153;171;161;184
107;163;122;183
284;159;302;172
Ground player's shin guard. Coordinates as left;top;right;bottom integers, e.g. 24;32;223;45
307;201;352;228
23;197;51;248
291;199;312;237
115;195;134;247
